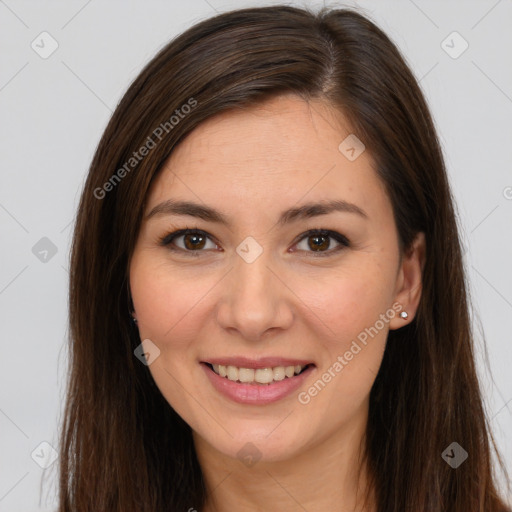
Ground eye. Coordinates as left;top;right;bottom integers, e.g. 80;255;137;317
292;229;350;256
159;228;219;255
158;228;350;257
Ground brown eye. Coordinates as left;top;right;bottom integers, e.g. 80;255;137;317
307;234;330;251
182;232;207;250
293;229;350;256
160;228;349;257
160;229;218;253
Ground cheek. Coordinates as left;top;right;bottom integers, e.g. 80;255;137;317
296;261;395;400
130;258;211;344
296;292;389;422
300;262;395;346
129;259;211;417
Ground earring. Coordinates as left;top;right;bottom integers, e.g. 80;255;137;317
400;311;408;319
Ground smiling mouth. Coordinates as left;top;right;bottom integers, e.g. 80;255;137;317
204;362;314;385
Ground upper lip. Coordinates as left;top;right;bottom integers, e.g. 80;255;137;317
202;356;315;369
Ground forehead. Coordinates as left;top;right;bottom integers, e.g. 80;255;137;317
145;94;389;222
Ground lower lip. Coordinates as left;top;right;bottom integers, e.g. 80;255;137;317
201;363;315;405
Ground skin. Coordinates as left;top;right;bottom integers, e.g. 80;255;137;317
129;93;425;512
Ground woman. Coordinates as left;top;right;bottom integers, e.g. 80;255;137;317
59;5;511;511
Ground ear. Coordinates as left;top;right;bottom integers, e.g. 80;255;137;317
389;232;426;330
127;278;137;321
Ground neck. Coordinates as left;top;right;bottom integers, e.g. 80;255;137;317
193;408;376;512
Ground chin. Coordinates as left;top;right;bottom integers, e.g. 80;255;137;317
194;419;311;465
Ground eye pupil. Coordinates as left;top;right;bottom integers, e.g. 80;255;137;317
309;235;329;251
184;233;206;250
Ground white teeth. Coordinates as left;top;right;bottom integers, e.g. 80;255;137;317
255;368;273;384
238;367;255;383
210;363;308;384
227;365;238;381
273;366;285;381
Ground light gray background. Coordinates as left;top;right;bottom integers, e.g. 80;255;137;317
1;0;511;510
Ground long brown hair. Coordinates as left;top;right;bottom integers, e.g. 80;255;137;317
59;5;511;511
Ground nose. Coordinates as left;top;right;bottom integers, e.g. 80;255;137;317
215;248;294;342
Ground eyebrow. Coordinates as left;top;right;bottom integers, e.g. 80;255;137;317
145;198;368;226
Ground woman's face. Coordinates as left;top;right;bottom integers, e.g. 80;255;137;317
129;94;423;463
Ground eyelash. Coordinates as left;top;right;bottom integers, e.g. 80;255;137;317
157;227;350;257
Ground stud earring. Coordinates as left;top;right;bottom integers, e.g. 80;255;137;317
400;311;408;319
